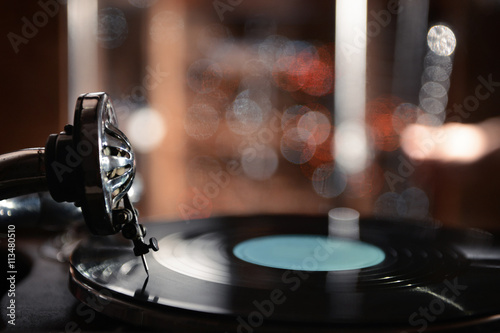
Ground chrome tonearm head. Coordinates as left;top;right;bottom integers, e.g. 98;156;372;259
46;92;159;274
46;92;135;234
0;92;158;275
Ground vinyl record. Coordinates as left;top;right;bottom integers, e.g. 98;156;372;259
69;215;500;332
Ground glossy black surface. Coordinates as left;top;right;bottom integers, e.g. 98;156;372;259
70;215;500;331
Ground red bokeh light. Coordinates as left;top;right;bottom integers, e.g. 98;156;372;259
300;132;334;179
272;44;334;97
300;59;333;97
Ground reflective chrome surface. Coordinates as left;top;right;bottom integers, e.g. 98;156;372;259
0;193;41;226
0;192;83;230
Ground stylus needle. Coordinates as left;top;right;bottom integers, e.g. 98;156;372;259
141;254;150;276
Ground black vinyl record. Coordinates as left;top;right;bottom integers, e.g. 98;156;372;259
69;215;500;332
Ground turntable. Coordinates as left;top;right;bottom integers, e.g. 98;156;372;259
6;0;500;330
4;0;500;326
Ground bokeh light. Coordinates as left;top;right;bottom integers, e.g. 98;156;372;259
416;112;446;127
125;107;166;153
258;35;296;70
187;59;223;94
271;42;333;97
242;59;270;79
366;96;401;152
397;187;429;220
401;123;488;162
424;52;453;76
419;44;453;122
226;97;264;135
184;104;220;140
297;111;331;145
335;121;369;174
280;127;316;164
272;55;304;92
281;105;310;130
427;25;457;57
374;188;429;220
299;56;333;97
419;97;446;115
421;81;447;99
312;163;347;198
234;89;272;117
439;125;487;162
299;132;334;180
193;88;230;112
239;73;273;97
422;66;450;90
241;145;279;180
392;103;421;134
419;81;448;115
374;192;400;218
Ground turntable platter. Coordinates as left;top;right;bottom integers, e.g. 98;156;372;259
69;215;500;332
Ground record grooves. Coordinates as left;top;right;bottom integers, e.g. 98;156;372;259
69;215;500;332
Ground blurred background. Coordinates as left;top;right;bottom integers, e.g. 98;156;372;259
2;0;500;229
